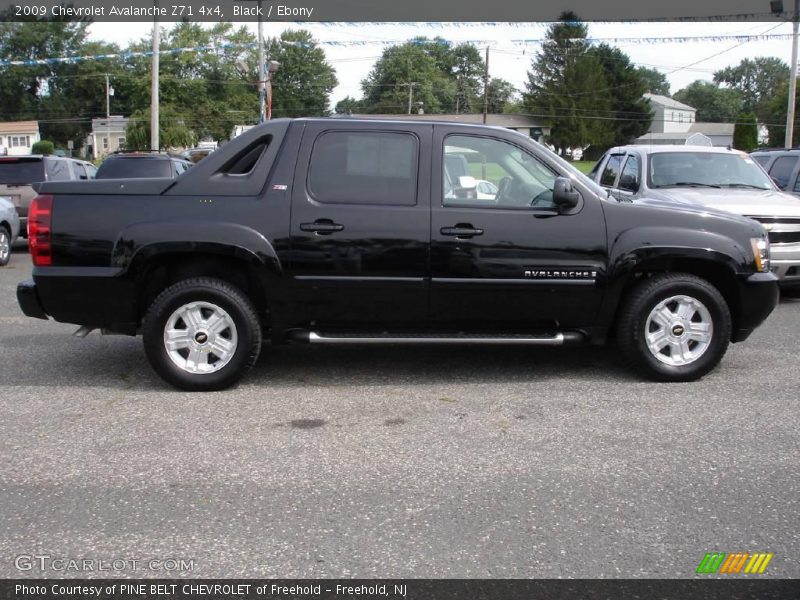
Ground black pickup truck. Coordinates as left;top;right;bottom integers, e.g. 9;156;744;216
17;118;779;390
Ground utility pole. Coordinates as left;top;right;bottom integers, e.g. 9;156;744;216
786;0;799;147
482;46;490;124
406;82;417;115
258;0;266;124
105;74;111;158
151;3;160;152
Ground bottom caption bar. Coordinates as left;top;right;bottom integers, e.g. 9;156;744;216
4;579;800;600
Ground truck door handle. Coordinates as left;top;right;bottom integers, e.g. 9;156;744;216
440;224;484;238
300;219;345;235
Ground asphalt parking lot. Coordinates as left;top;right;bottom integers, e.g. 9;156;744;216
1;243;798;579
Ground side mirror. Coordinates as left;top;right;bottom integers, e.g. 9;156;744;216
458;175;477;190
553;177;581;209
618;173;639;192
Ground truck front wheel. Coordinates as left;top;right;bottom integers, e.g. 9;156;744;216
617;273;731;382
142;277;261;391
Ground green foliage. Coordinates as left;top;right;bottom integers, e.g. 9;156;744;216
673;81;743;123
732;112;758;151
31;140;54;155
124;105;196;151
714;57;788;121
588;44;652;147
360;38;484;114
335;96;363;115
0;22;338;149
636;67;670;96
266;30;338;118
486;78;518;114
524;12;613;154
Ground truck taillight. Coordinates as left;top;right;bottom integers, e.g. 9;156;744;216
28;194;53;266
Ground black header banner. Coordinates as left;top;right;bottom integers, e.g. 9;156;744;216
0;0;793;22
4;579;800;600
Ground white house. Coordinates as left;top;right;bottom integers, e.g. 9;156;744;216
636;94;735;147
0;121;41;156
87;116;129;160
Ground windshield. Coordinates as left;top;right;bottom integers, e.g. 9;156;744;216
648;152;774;190
96;158;173;179
0;159;44;184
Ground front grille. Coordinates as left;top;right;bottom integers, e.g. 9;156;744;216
768;231;800;244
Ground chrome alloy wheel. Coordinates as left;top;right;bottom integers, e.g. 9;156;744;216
0;229;9;263
163;301;238;374
644;294;713;366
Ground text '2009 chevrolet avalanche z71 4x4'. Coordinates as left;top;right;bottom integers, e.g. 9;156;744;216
17;119;779;391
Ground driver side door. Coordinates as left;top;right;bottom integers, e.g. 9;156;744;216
429;127;608;330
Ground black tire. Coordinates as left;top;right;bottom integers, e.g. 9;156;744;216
0;225;10;267
616;273;732;382
142;277;261;391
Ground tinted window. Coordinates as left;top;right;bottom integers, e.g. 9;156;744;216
45;159;71;181
768;156;799;189
752;155;770;167
308;131;418;205
0;158;44;184
96;158;173;179
600;154;623;187
619;155;640;191
84;163;98;179
443;135;557;209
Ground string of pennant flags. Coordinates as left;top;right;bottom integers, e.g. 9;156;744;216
0;33;794;68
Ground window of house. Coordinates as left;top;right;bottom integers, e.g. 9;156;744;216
103;137;108;149
308;131;418;206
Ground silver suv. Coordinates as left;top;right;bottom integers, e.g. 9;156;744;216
0;155;96;237
589;145;800;288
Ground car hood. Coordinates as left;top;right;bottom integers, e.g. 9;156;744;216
642;187;800;218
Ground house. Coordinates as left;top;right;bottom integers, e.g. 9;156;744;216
635;94;735;147
87;116;129;160
0;121;40;156
351;114;551;142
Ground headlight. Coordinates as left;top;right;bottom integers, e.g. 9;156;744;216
750;237;770;273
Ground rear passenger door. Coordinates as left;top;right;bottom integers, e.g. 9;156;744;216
288;122;432;328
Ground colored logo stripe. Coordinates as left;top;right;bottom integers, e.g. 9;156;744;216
697;552;773;574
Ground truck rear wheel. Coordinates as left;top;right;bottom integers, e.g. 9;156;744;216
142;277;261;391
617;273;731;382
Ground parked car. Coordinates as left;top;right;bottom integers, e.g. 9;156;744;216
95;152;193;179
0;155;95;237
589;145;800;289
0;195;20;266
18;119;778;390
749;148;800;195
475;179;498;200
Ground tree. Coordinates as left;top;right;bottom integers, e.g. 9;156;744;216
588;44;652;146
266;30;338;118
31;140;54;155
360;38;484;114
714;57;788;121
673;81;743;123
124;105;196;151
335;96;362;114
486;78;518;114
732;112;758;151
636;67;670;96
524;12;613;155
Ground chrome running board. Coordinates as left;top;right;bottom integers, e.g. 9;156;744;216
290;331;584;345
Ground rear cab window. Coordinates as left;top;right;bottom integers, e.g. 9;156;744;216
0;157;45;184
308;131;418;205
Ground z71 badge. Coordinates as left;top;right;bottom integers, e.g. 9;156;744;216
524;269;597;280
